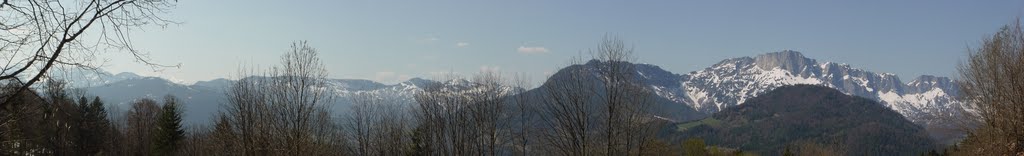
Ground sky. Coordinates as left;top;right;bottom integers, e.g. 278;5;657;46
104;0;1024;85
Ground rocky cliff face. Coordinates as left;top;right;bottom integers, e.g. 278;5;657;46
582;51;964;126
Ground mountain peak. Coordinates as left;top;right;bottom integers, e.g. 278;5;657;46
909;75;949;84
397;77;434;88
113;72;141;79
328;79;387;91
583;59;637;67
753;50;817;73
906;75;958;94
550;59;683;88
191;78;234;90
404;77;432;84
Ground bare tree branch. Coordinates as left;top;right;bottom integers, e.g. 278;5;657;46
0;0;178;107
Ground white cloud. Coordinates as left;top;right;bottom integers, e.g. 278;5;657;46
479;66;501;73
456;42;470;47
517;46;549;54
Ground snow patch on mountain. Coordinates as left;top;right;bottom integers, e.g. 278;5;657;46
73;50;964;132
661;50;965;125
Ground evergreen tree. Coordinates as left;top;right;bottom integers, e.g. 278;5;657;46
75;95;90;151
152;95;185;155
77;96;110;155
92;97;112;154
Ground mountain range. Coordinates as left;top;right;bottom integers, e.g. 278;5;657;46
67;71;438;125
65;51;965;140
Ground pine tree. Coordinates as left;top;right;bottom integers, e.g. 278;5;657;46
152;95;185;155
75;95;90;152
77;96;110;155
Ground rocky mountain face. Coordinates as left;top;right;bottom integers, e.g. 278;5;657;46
652;50;964;125
576;51;964;143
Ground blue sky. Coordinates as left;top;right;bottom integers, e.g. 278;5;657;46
108;0;1024;85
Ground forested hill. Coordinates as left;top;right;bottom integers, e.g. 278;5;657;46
671;85;937;155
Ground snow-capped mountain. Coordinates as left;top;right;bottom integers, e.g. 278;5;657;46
76;73;443;124
565;51;964;142
631;50;964;126
86;77;223;124
48;68;143;87
547;52;962;126
66;51;963;136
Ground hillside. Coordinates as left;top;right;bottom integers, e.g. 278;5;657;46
670;85;936;155
521;60;707;122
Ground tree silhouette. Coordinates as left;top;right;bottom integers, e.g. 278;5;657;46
954;19;1024;155
0;0;178;107
152;95;185;155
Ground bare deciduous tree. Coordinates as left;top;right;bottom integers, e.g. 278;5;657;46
509;74;537;156
538;35;659;156
471;72;510;155
121;98;162;156
346;91;413;156
176;113;240;156
37;80;79;155
219;41;344;155
539;56;600;156
954;20;1024;155
0;0;178;106
412;71;512;156
592;35;659;156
